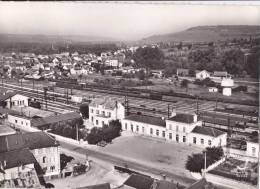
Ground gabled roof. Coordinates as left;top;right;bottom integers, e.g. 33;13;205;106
0;148;36;169
0;92;17;101
89;98;123;110
191;126;225;137
156;180;177;189
124;114;166;127
124;174;154;189
76;183;111;189
186;178;214;189
31;112;81;128
168;113;195;124
0;131;59;153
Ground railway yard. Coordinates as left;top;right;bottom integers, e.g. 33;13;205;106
1;79;258;137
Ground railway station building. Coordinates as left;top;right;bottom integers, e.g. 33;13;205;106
122;112;227;148
0;92;30;109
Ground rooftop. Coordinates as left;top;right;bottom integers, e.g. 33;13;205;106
124;174;154;189
125;114;166;127
0;125;16;136
156;180;177;189
0;131;59;153
31;111;81;128
0;91;17;101
0;148;36;169
191;126;225;137
168;113;195;124
186;178;214;189
76;183;111;189
89;98;123;110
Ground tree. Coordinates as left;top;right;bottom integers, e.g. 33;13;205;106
133;47;164;74
60;153;74;171
136;70;146;80
79;103;89;119
11;69;17;78
181;79;189;91
204;146;224;162
185;153;205;173
0;101;7;108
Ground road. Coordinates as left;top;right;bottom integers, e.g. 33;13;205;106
59;141;196;187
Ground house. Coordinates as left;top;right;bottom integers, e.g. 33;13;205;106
0;131;60;180
151;69;164;78
122;112;227;148
0;148;42;188
208;87;218;93
246;137;259;158
89;98;125;128
213;71;228;78
176;68;189;77
196;70;211;80
0;92;30;109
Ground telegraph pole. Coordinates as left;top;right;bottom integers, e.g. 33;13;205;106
76;123;79;141
167;104;170;118
196;96;199;115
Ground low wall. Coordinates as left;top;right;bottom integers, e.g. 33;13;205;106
205;157;226;173
47;132;81;145
224;147;258;162
205;173;257;189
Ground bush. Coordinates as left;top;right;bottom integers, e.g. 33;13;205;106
79;103;89;119
60;153;74;171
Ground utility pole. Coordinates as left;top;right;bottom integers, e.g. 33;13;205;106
32;79;35;90
167;104;170;118
196;96;199;115
76;123;79;141
43;87;48;110
203;151;207;178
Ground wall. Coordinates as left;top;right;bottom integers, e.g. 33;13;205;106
246;142;259;158
6;94;29;108
8;114;31;128
32;146;60;177
188;133;226;147
122;119;166;140
0;163;34;181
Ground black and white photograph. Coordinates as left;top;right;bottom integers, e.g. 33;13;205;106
0;1;259;189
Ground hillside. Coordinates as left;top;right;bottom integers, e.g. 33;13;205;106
141;25;260;43
0;34;117;44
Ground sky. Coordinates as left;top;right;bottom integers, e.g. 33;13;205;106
0;1;259;41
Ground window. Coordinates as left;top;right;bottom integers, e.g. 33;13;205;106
50;166;55;172
91;116;94;122
169;133;172;139
252;147;256;156
183;136;186;142
193;137;196;144
201;139;204;145
131;124;133;131
15;120;17;123
125;123;127;130
102;111;105;115
96;120;98;125
142;127;145;133
176;125;179;132
108;112;111;117
183;127;186;133
156;130;159;136
176;134;179;142
162;131;165;138
102;121;104;127
136;125;139;132
21;121;23;125
96;110;99;114
43;156;46;163
91;109;94;113
150;128;153;135
26;122;28;126
208;140;212;146
169;124;172;130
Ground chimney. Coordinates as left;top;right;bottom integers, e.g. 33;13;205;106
3;160;6;168
161;117;165;120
